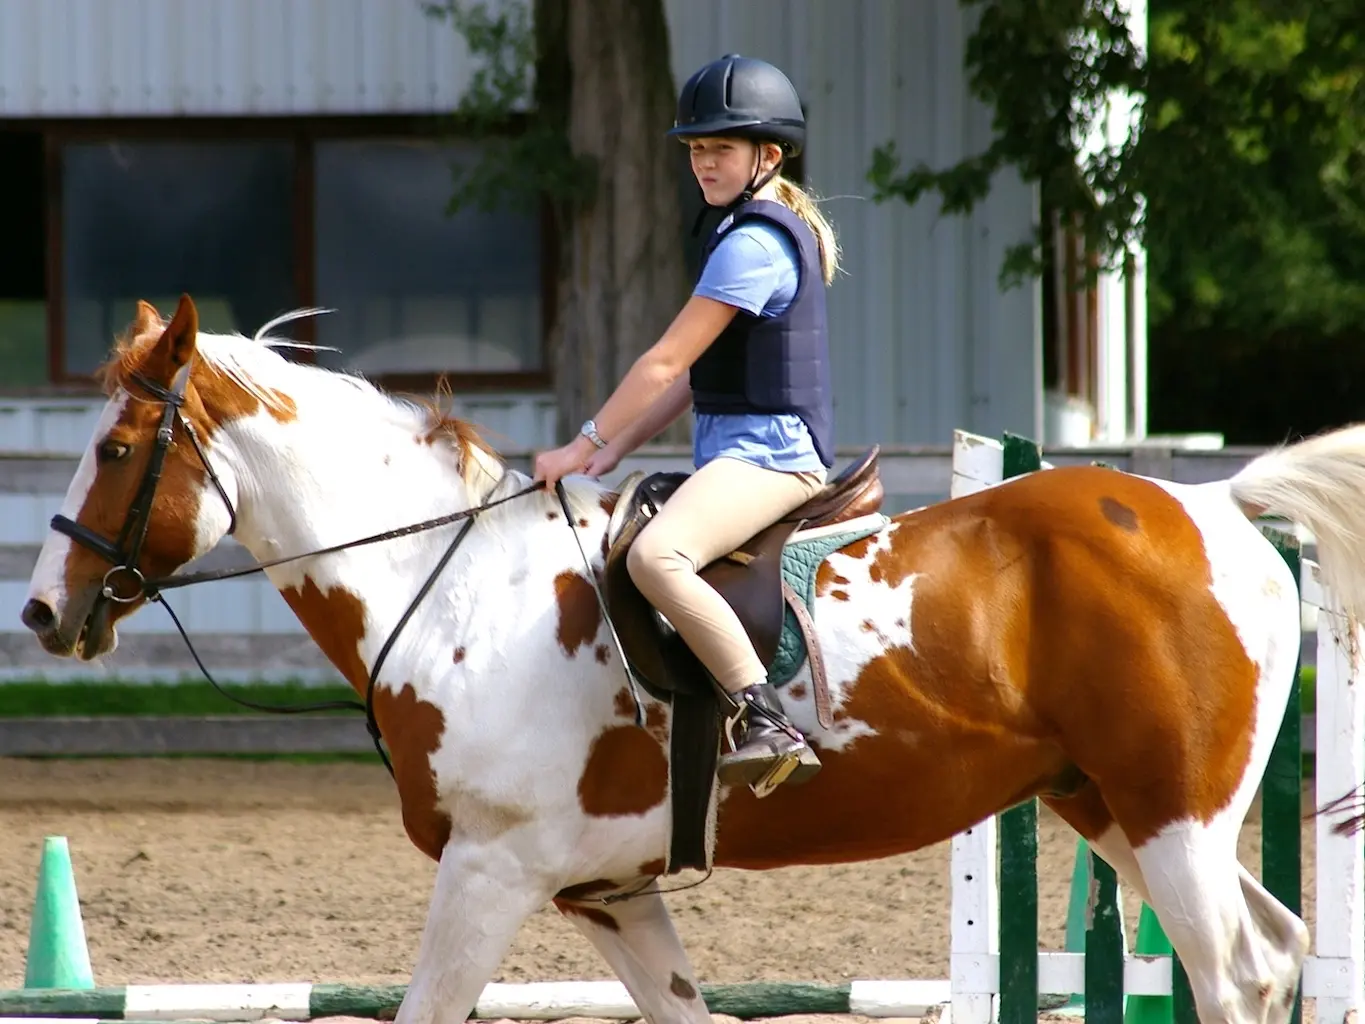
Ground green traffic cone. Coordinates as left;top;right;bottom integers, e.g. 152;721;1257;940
1124;903;1173;1024
24;836;95;990
1062;838;1092;1011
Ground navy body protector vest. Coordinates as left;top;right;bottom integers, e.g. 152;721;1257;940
689;199;836;469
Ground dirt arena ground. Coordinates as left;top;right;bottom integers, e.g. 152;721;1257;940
0;758;1322;1019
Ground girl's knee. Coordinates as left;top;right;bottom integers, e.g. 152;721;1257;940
625;532;662;590
626;530;690;593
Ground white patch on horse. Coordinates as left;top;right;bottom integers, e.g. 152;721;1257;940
772;522;916;751
1153;477;1301;820
26;393;129;613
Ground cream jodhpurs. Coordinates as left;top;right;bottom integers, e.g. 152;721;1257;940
625;456;826;694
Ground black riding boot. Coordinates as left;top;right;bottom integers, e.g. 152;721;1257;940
717;682;821;795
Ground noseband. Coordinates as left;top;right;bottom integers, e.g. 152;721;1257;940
44;360;642;777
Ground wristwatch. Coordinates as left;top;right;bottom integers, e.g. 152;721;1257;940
579;419;608;449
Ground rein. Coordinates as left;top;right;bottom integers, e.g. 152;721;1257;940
49;365;645;776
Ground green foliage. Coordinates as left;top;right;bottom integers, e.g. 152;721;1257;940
867;0;1365;337
867;0;1146;289
423;1;595;216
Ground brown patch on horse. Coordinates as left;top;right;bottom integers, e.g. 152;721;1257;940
372;681;457;859
712;466;1259;866
553;899;620;931
554;571;601;655
868;522;919;589
452;646;466;664
599;493;619;517
670;974;698;1001
839;534;877;560
814;561;841;597
638;858;665;876
1099;496;1139;532
645;703;667;732
279;578;371;686
578;725;667;817
595;643;610;663
556;878;620;900
278;579;468;859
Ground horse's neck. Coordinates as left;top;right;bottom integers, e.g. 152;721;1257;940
233;413;461;548
212;378;583;688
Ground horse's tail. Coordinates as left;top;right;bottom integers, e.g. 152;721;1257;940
1229;424;1365;622
1228;423;1365;835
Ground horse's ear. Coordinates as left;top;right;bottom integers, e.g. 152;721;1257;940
132;300;162;338
162;294;199;369
143;294;199;383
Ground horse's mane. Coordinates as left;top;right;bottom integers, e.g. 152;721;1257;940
95;308;510;495
96;308;611;525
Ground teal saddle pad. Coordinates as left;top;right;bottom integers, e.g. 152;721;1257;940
766;515;889;688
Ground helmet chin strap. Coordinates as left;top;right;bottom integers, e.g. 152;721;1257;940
690;149;785;236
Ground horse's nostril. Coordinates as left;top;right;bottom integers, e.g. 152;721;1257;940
21;598;56;633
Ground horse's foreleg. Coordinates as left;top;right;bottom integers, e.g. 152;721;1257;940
395;839;553;1024
554;886;710;1024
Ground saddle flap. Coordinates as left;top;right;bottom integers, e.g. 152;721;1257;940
603;496;713;700
699;518;801;669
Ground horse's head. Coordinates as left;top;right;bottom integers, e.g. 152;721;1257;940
21;294;246;660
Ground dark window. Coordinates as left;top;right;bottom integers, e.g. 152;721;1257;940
0;132;48;386
312;138;544;380
59;139;296;377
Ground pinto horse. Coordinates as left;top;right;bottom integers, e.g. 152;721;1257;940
20;295;1365;1024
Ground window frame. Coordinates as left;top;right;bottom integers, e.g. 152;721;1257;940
26;114;556;395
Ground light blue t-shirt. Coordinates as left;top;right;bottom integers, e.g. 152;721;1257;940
690;219;826;474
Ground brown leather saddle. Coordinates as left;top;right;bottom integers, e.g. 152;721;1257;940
602;445;884;724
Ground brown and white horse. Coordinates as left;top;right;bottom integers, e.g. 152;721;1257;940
21;295;1365;1024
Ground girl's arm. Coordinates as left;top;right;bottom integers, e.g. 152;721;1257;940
589;296;737;447
610;374;693;454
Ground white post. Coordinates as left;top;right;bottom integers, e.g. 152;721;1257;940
1311;565;1365;1024
947;430;1003;1024
949;820;999;1024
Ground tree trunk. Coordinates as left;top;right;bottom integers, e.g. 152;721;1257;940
539;0;690;444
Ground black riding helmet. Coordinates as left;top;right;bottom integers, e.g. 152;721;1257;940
669;55;805;227
667;54;806;158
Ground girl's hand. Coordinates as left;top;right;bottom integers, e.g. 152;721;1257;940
584;442;624;478
533;437;594;489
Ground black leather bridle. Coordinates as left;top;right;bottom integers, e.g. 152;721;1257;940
42;360;638;777
51;363;236;607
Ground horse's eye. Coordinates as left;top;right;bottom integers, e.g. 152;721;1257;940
97;440;131;463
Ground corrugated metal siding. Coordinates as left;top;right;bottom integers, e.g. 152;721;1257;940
664;0;1042;446
0;0;487;117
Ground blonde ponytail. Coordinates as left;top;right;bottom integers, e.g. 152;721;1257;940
773;175;841;285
